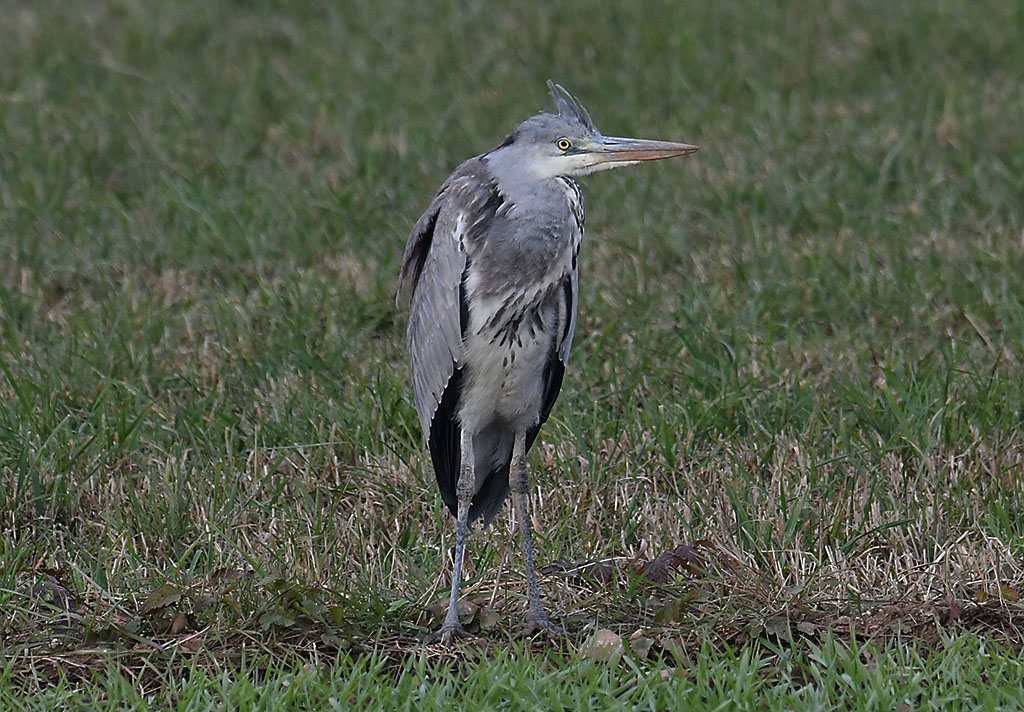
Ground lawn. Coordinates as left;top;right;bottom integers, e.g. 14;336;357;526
2;0;1023;709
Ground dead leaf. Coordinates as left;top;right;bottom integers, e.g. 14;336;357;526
762;617;792;641
998;586;1020;602
671;543;704;575
641;553;674;584
627;630;655;659
170;610;187;634
942;596;962;625
179;636;202;653
140;583;182;616
580;629;623;662
477;606;501;630
457;599;479;626
796;621;817;636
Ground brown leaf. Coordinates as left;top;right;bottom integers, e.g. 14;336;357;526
457;599;479;626
170;610;187;634
795;621;817;636
999;586;1020;602
671;543;704;575
942;596;962;625
179;636;202;653
641;553;674;584
210;567;241;586
580;629;623;661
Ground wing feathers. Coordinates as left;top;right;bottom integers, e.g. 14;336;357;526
400;159;501;438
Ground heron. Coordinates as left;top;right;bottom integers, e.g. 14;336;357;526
398;81;697;643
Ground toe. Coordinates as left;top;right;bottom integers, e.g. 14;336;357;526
519;614;564;637
427;624;479;645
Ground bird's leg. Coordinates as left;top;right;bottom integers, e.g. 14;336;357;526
430;427;475;644
510;431;562;636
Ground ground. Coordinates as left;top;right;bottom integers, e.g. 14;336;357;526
1;0;1023;709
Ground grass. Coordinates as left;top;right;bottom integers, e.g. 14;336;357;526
4;633;1023;710
2;0;1023;708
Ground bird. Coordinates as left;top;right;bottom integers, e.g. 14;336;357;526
398;81;698;643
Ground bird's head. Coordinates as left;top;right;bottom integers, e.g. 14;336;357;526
486;81;698;182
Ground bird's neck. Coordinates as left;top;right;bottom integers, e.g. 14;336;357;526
485;154;578;214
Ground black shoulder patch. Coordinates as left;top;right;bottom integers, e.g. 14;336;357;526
494;130;517;150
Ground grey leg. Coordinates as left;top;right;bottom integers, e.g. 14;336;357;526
510;431;562;635
430;428;475;644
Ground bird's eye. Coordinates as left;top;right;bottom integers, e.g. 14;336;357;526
556;138;571;151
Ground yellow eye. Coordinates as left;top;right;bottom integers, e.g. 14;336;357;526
556;138;571;151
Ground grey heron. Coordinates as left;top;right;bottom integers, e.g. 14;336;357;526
398;81;697;643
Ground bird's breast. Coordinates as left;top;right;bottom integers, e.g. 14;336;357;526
454;177;582;433
457;287;564;433
458;301;557;434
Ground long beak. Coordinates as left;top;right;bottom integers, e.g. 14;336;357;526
584;136;699;165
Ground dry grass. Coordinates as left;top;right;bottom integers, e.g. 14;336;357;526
6;426;1022;683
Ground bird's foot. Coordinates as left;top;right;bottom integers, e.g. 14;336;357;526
518;610;564;638
427;622;477;645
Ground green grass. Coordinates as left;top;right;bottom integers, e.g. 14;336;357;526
4;634;1023;711
2;0;1023;708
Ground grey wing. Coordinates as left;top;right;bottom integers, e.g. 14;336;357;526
398;162;500;438
400;195;466;438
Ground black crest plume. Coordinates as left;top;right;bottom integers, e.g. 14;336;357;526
547;80;598;133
